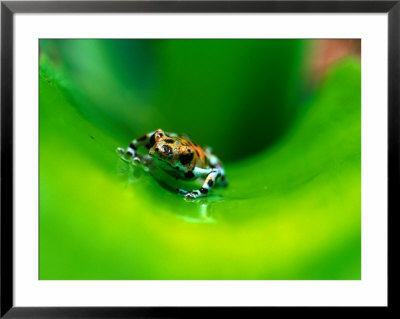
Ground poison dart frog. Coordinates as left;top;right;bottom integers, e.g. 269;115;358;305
117;129;228;199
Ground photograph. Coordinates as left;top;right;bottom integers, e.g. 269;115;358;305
38;38;361;280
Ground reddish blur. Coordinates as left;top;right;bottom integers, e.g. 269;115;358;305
308;39;361;84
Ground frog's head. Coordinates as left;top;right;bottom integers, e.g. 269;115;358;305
149;129;195;170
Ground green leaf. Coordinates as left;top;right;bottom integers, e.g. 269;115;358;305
39;41;360;280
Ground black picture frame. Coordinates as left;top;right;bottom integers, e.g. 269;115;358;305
1;1;397;317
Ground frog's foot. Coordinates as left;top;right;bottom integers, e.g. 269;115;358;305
184;190;201;199
117;147;133;162
117;147;146;165
117;147;126;156
183;188;209;199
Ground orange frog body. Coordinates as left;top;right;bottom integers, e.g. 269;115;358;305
117;129;227;199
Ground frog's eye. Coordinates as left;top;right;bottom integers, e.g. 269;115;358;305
162;144;173;155
179;152;194;165
154;129;165;141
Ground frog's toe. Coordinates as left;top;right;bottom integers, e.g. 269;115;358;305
184;190;201;199
117;147;125;155
117;148;132;163
132;156;141;164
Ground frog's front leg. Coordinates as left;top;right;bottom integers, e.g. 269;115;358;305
117;130;160;164
117;131;155;157
184;167;225;199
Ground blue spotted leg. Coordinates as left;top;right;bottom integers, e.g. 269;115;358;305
183;160;227;199
117;130;160;165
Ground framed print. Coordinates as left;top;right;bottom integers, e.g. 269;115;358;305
1;0;396;317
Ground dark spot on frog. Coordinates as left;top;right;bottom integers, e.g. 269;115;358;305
207;180;214;187
184;171;195;179
179;152;194;165
200;187;208;194
137;134;148;142
129;142;137;150
89;135;95;140
164;139;175;144
149;133;156;148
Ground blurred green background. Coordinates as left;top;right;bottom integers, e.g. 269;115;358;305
39;39;361;279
